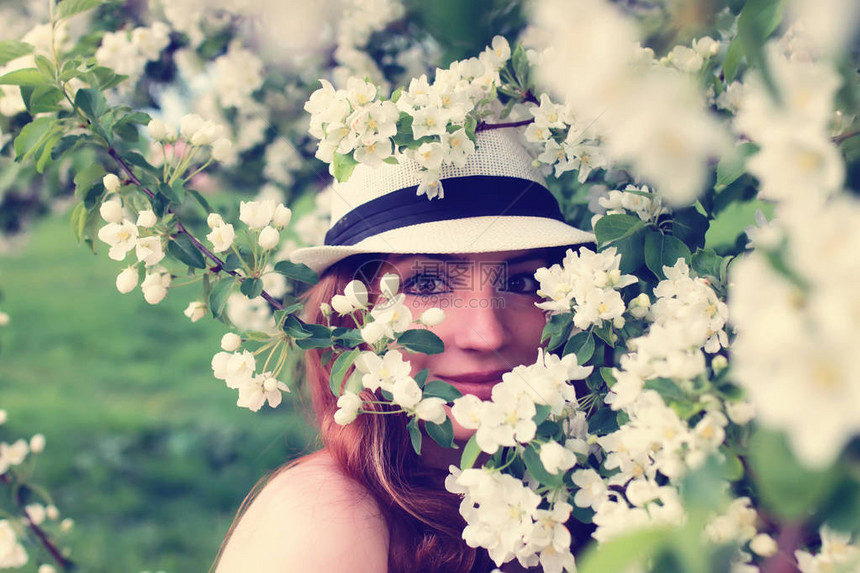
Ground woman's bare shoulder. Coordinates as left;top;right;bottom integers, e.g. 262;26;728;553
215;449;389;573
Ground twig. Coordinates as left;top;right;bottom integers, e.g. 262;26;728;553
833;129;860;145
106;148;284;310
761;521;805;573
0;473;75;571
476;118;534;132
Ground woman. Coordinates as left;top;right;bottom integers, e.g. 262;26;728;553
214;129;593;573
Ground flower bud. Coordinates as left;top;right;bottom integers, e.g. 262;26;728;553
103;173;121;194
147;118;167;141
750;534;777;557
220;332;242;352
207;213;225;228
60;518;74;532
29;434;46;453
136;209;157;228
100;201;124;224
273;204;292;228
116;267;139;294
179;113;206;140
39;564;58;573
46;505;60;521
211;138;232;162
258;226;280;250
141;270;170;305
0;312;9;327
184;301;207;322
344;280;368;309
26;504;46;525
628;293;651;319
711;354;728;373
419;307;445;326
379;273;400;299
319;302;332;318
330;294;355;315
0;410;6;424
334;392;362;425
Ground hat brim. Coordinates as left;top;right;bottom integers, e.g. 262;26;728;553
289;216;595;275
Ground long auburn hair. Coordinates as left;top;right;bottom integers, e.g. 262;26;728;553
300;254;493;573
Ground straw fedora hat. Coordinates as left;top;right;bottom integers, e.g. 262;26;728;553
289;128;594;275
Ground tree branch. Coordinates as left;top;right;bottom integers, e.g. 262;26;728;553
761;521;805;573
106;148;284;311
0;473;75;571
476;118;534;132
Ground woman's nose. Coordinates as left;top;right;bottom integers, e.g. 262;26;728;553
451;290;508;352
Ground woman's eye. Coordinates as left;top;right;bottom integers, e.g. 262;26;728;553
501;272;539;294
402;274;450;296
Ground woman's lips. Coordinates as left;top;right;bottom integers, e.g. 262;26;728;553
436;370;507;401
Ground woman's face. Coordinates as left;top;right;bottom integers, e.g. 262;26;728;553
385;249;551;442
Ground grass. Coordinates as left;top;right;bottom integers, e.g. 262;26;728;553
0;212;316;573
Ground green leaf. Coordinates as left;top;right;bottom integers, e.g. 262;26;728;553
273;260;319;285
425;418;455;449
407;418;423;455
332;152;358;182
691;248;725;282
70;202;87;242
74;88;106;120
23;85;65;115
331;327;365;348
588;406;619;435
748;429;840;521
0;41;34;67
221;253;242;272
600;367;616;387
414;369;429;388
397;329;445;355
113;122;139;142
671;208;708;251
57;0;106;20
421;380;463;402
562;331;594;365
158;181;185;204
186;189;213;214
577;527;671;573
283;315;313;339
715;142;759;192
208;277;235;319
460;434;481;469
343;368;363;394
594;214;646;247
542;312;574;351
14;117;59;166
523;443;564;487
86;66;126;91
533;404;552;426
329;348;360;396
294;324;333;349
73;162;105;199
613;228;648;275
737;0;785;98
167;234;207;269
643;378;686;404
644;231;692;280
0;68;50;86
239;277;263;299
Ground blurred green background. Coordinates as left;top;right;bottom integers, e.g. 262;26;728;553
1;211;316;572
